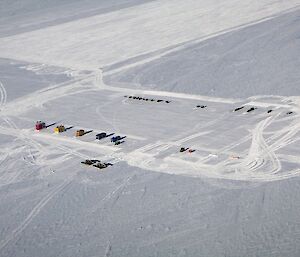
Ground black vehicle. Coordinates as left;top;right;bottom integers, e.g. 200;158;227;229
96;132;107;140
93;162;114;169
93;162;108;169
81;159;100;165
111;135;122;143
234;106;244;112
246;107;257;113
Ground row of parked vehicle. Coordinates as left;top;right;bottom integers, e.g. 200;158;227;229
233;105;294;115
35;121;126;145
35;121;126;171
124;95;171;104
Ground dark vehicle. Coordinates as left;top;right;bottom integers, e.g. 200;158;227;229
267;109;273;113
115;140;124;145
180;147;188;152
93;162;108;169
287;111;293;115
93;162;114;169
247;107;257;113
96;132;107;140
111;136;121;143
234;106;244;112
81;159;100;165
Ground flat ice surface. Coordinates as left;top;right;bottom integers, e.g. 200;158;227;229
0;0;299;69
105;10;300;98
0;0;300;256
0;0;154;36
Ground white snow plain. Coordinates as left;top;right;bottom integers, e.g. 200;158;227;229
0;0;300;256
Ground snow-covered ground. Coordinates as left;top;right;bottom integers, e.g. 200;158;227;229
0;1;300;256
1;0;300;69
105;9;300;98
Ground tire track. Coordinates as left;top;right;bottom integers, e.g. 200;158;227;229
0;81;7;108
1;74;95;116
0;180;72;252
236;116;281;175
87;172;137;217
136;112;229;156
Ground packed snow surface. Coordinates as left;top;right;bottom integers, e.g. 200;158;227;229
0;0;300;69
0;0;300;256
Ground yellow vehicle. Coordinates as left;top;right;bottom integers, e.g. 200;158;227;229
54;125;65;134
76;129;85;137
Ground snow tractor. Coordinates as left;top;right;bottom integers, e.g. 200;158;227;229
35;121;46;131
96;132;106;140
76;129;85;137
54;125;66;134
111;136;121;143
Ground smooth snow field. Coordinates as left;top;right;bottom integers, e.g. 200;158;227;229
0;1;300;257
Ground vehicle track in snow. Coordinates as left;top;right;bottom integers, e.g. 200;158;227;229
134;110;229;156
239;115;281;175
0;81;7;109
0;180;72;252
0;80;44;159
0;79;99;165
0;73;95;116
216;112;300;181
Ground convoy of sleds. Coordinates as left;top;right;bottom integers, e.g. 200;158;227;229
34;97;294;171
